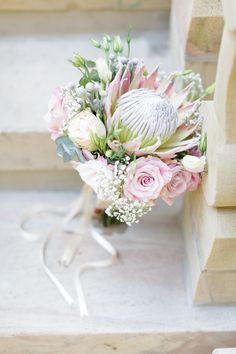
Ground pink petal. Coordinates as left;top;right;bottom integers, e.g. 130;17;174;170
170;83;194;110
163;79;175;97
156;77;172;95
155;137;199;159
119;66;131;96
82;149;94;160
122;137;142;153
129;64;145;90
106;107;121;130
142;65;159;89
177;100;201;126
134;138;161;156
104;65;123;119
163;123;199;145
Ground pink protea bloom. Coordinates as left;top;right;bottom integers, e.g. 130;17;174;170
104;62;201;157
123;156;172;203
45;86;67;140
160;161;201;205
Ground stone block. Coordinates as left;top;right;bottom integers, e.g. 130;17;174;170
170;0;223;87
183;190;236;304
221;0;236;32
214;28;236;144
190;188;236;272
200;101;236;207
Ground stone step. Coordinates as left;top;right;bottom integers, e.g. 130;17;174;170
0;0;171;12
213;350;236;354
1;191;236;353
0;10;172;189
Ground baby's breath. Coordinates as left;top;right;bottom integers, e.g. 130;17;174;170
96;161;151;226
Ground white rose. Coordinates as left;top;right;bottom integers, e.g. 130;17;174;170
182;155;206;173
67;109;106;151
96;58;112;83
74;159;113;194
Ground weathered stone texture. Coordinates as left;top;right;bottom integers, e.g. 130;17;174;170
170;0;223;87
0;0;171;11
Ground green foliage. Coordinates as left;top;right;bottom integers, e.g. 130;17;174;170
91;39;101;48
200;132;207;154
203;83;216;98
85;60;96;68
90;133;107;154
70;53;85;68
126;27;132;57
55;136;85;163
90;69;100;81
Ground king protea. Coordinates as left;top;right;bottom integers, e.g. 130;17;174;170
104;63;201;158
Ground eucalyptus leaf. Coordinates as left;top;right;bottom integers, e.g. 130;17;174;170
55;136;85;163
90;69;100;82
85;60;96;68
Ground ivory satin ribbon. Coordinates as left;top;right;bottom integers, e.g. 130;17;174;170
20;185;118;316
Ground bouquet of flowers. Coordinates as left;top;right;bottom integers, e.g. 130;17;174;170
19;33;214;316
46;33;211;226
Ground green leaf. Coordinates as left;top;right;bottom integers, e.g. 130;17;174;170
90;133;107;154
85;60;96;68
182;69;193;76
91;39;101;48
203;83;216;97
90;69;100;82
79;76;90;87
200;133;207;154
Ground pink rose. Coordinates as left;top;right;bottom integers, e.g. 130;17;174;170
123;156;172;203
161;162;192;206
45;86;67;140
186;172;201;191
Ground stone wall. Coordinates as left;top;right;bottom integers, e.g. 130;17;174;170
183;0;236;304
170;0;223;87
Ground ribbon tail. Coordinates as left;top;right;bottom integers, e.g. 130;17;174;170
40;235;75;307
74;226;118;316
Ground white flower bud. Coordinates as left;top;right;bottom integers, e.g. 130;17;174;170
85;82;94;92
182;155;206;173
113;35;123;53
96;58;112;83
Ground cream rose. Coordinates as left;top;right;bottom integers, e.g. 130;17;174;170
67;109;106;151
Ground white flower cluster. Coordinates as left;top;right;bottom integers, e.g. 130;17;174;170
96;159;151;226
106;198;150;226
62;83;83;119
63;81;105;119
182;72;204;100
